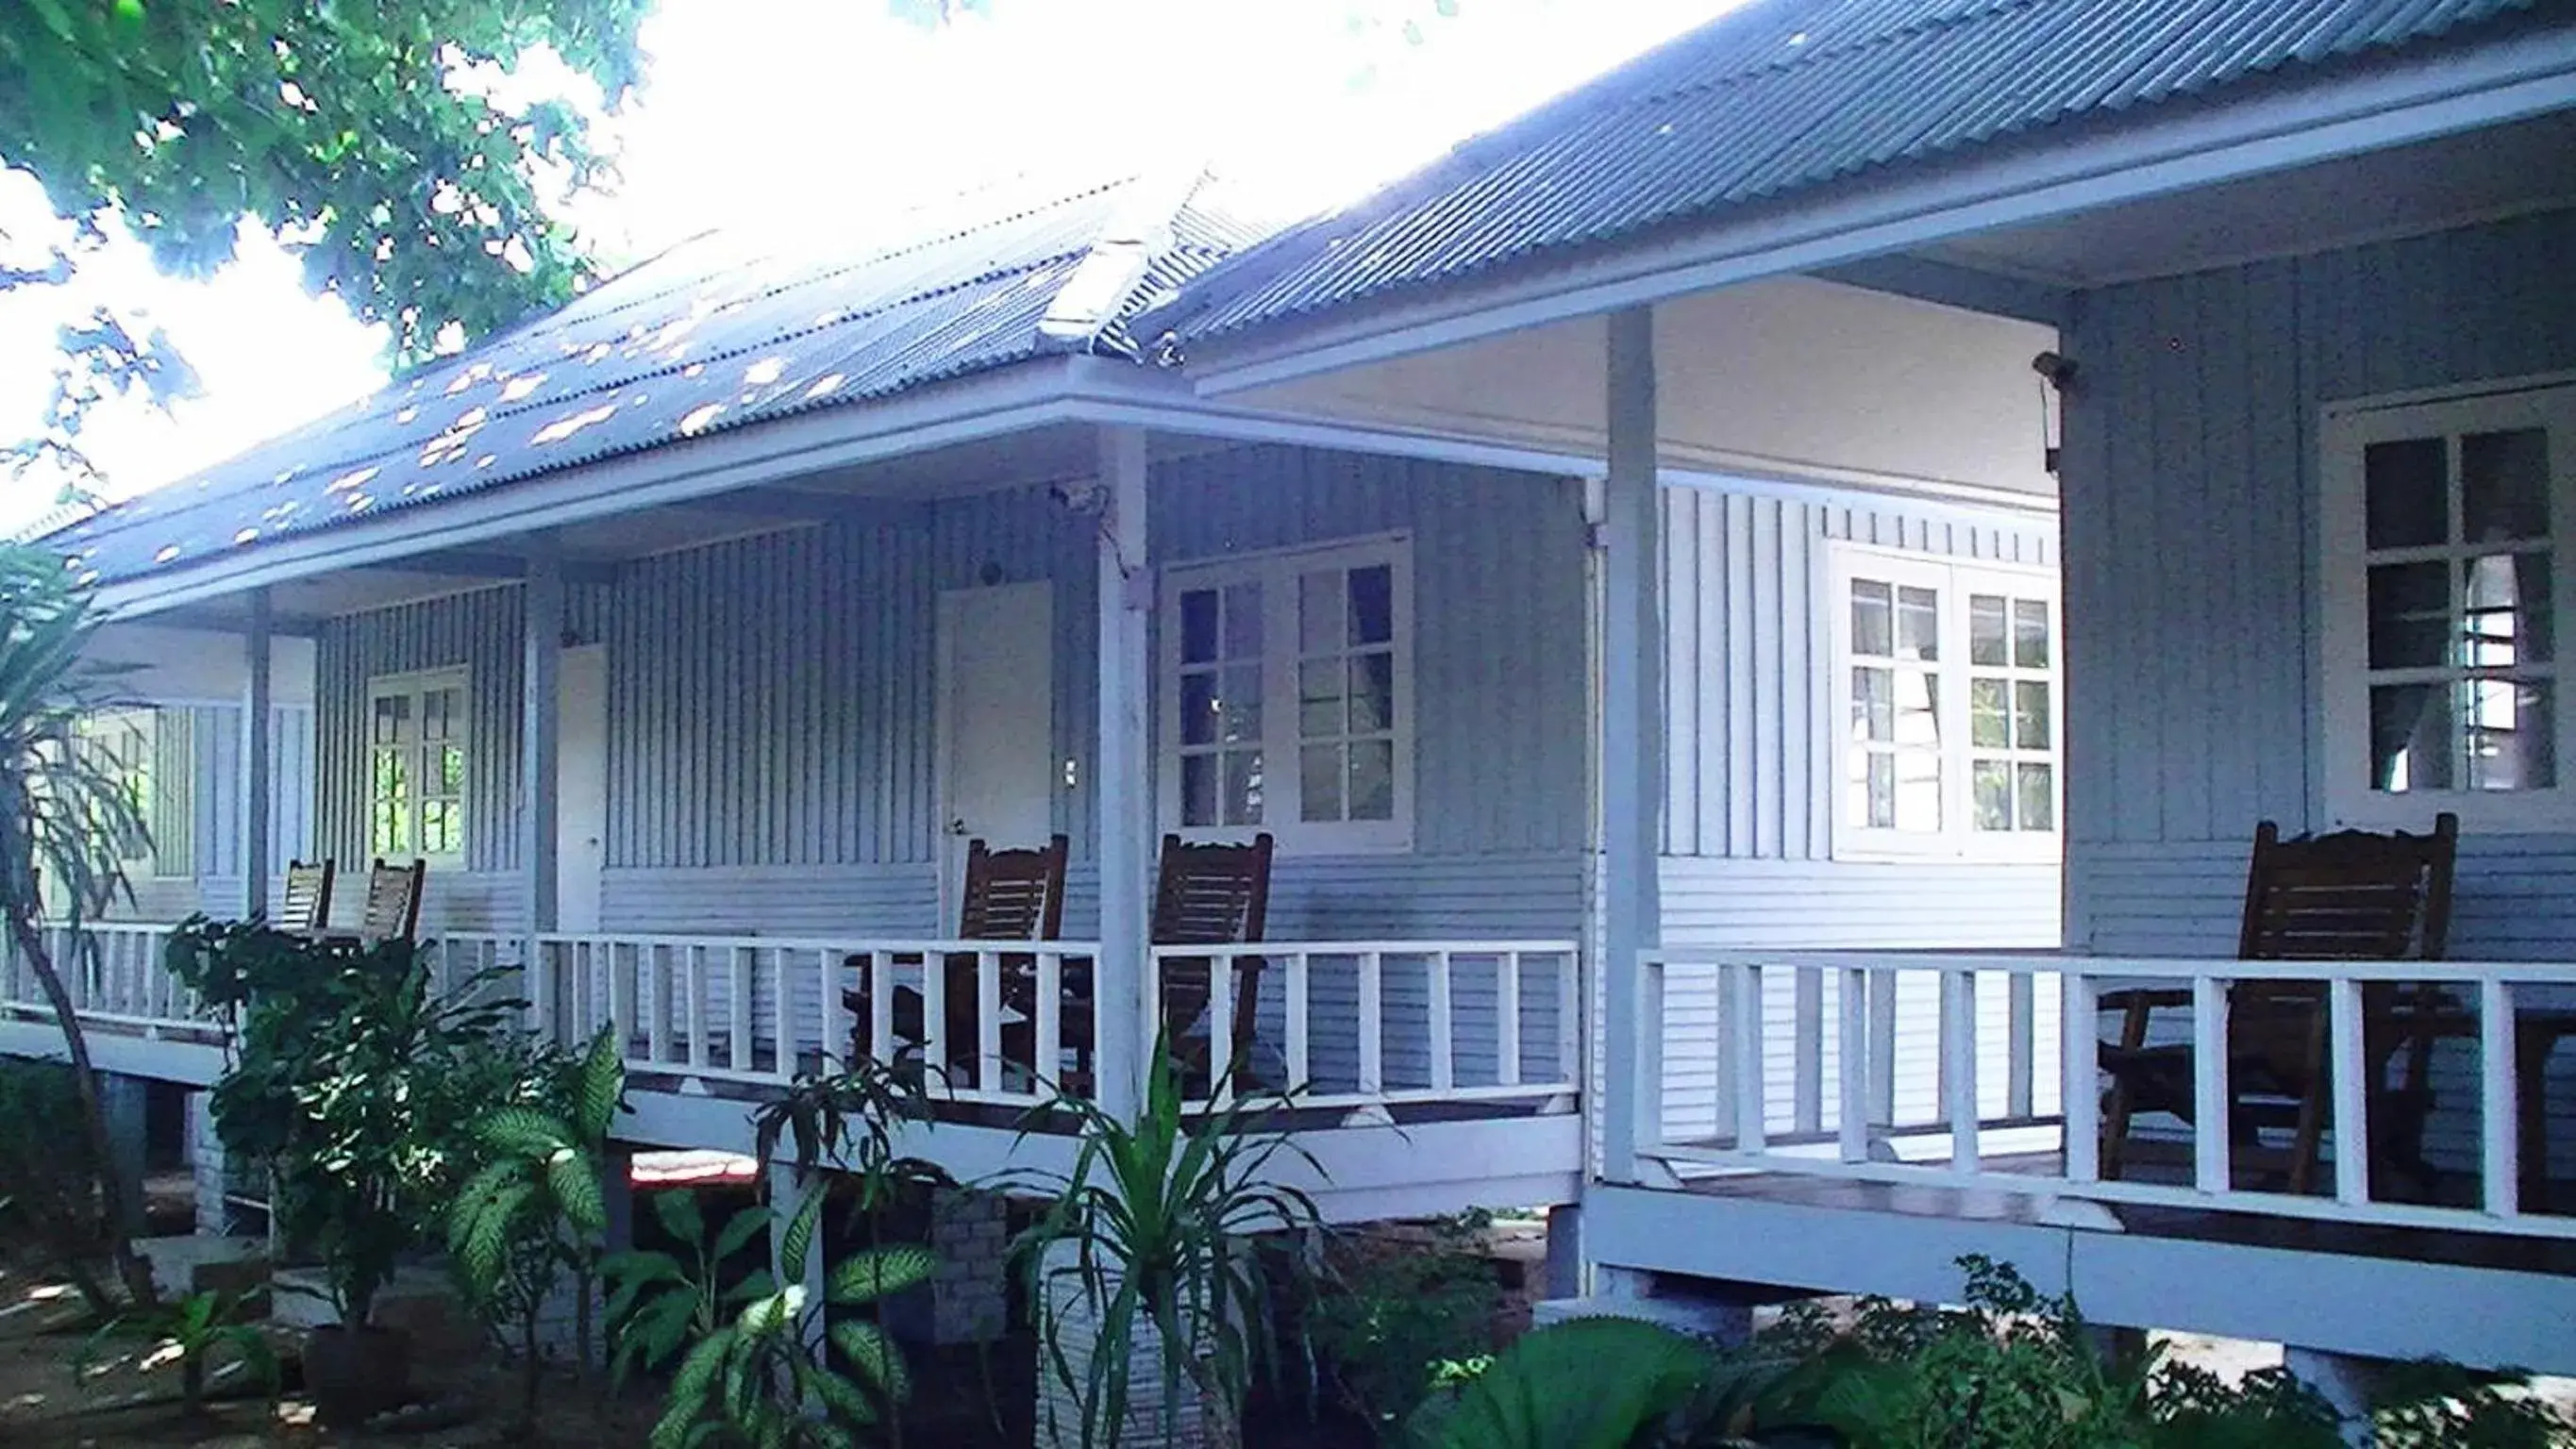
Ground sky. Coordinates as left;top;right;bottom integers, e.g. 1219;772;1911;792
0;0;1734;528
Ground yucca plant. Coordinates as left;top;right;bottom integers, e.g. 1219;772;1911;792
447;1027;627;1422
0;541;156;1309
647;1187;934;1449
1007;1035;1324;1449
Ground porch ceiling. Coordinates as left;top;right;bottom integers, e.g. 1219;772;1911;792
1918;106;2576;289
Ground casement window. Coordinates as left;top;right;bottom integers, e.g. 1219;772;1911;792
77;708;158;865
368;669;468;862
1830;548;2060;860
1161;536;1413;853
2322;380;2576;830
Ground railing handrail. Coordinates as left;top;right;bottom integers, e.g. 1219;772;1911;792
1156;939;1581;958
528;930;1106;955
1645;946;2576;985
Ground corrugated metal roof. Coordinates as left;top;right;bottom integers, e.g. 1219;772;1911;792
1172;0;2552;341
57;173;1258;587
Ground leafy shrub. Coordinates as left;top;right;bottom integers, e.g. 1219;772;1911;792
0;1056;116;1310
1307;1212;1505;1441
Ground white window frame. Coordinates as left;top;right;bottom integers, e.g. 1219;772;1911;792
78;706;159;867
1828;544;2062;863
2320;377;2576;832
1158;534;1416;855
366;667;470;866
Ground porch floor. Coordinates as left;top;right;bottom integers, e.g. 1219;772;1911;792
1673;1152;2576;1277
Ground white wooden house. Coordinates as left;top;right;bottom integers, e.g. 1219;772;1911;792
8;0;2570;1407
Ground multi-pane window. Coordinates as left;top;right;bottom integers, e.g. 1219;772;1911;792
369;670;467;860
2324;382;2576;827
1833;550;2059;860
79;708;156;862
1165;538;1412;852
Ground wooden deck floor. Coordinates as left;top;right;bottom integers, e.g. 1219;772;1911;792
1675;1151;2576;1277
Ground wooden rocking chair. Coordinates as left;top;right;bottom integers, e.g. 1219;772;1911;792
2099;813;2459;1196
841;835;1069;1083
359;858;427;944
278;859;335;935
1054;833;1275;1096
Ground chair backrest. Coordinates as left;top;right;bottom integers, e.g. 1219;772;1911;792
2236;812;2458;962
361;858;427;944
1151;834;1274;946
956;835;1069;941
280;858;335;934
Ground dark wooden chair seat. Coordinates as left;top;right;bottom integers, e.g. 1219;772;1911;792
2099;813;2458;1196
842;836;1068;1083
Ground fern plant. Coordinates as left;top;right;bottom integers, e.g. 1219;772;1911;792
1007;1035;1324;1449
446;1027;627;1422
645;1187;935;1449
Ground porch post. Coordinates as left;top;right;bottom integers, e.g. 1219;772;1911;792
1600;307;1662;1185
522;538;564;938
240;587;273;921
1094;425;1152;1122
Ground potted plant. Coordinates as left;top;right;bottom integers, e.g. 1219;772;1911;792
169;919;518;1425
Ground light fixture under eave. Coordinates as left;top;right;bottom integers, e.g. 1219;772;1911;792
2032;351;2076;475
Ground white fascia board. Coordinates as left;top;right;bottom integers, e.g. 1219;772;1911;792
1185;28;2576;395
96;360;1098;620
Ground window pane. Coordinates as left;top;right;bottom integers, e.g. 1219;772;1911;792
422;801;453;857
1181;754;1218;825
1348;738;1396;820
1299;571;1344;655
1300;744;1344;821
2016;762;2056;831
2371;684;2451;792
1863;754;1895;829
2367;561;2449;669
1222;583;1263;660
2463;678;2554;792
439;745;466;795
1969;677;2010;749
2366;437;2448;549
1972;759;2013;831
2464;553;2552;666
373;694;410;744
1299;659;1344;738
1894;749;1941;832
1895;671;1940;748
1968;595;2008;666
1851;667;1893;743
1222;749;1263;825
2015;681;2053;751
1850;580;1892;658
1897;587;1940;660
2462;428;2549;544
1180;590;1219;665
2014;600;2051;669
1348;564;1394;646
1349;652;1395;733
373;747;410;798
1220;665;1263;743
422;687;458;741
1180;671;1218;745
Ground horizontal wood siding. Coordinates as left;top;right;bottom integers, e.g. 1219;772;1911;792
1661;482;2056;861
2061;209;2576;1182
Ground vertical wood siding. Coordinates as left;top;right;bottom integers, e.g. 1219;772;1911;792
2061;208;2576;1178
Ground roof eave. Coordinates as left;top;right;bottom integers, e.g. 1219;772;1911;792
1178;24;2576;396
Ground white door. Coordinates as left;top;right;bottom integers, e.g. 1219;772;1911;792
938;583;1056;922
556;644;609;934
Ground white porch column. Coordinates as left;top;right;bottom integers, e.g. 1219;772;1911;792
1094;425;1152;1122
522;538;564;939
1600;307;1663;1185
240;588;273;920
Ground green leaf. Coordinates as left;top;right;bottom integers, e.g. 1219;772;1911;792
828;1319;910;1406
711;1202;768;1262
778;1190;820;1284
805;1359;881;1426
474;1105;572;1158
828;1244;936;1306
547;1146;608;1235
653;1187;704;1246
576;1027;625;1141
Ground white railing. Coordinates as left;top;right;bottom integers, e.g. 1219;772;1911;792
1640;949;2576;1242
0;922;209;1037
1162;941;1583;1111
519;932;1101;1107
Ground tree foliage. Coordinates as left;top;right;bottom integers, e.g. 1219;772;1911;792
0;0;650;365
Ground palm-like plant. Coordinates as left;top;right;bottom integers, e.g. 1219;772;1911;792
447;1026;627;1421
600;1189;775;1390
75;1288;279;1422
1008;1035;1324;1449
647;1188;935;1449
0;541;156;1308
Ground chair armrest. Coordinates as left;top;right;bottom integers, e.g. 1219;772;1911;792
2097;987;2191;1010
